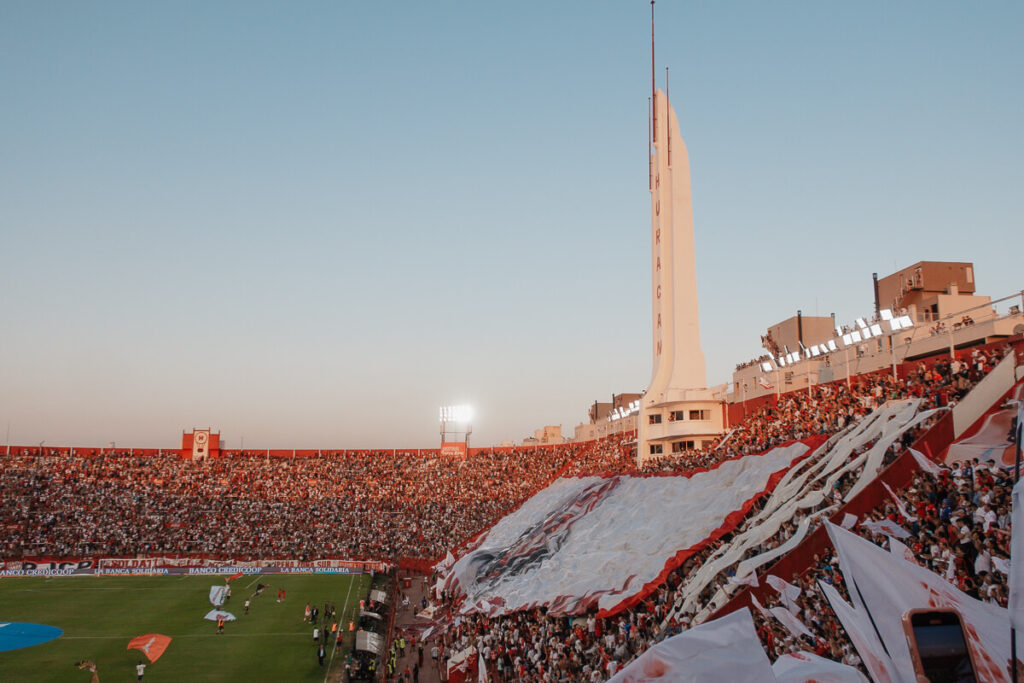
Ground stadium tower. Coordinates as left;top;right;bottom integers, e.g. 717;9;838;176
638;4;725;463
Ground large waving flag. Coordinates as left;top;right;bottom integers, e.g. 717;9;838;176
443;440;817;616
209;585;227;607
127;633;172;663
818;581;898;683
772;651;868;682
608;608;774;682
827;522;1012;682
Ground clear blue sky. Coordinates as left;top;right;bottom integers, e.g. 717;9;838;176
2;2;1021;449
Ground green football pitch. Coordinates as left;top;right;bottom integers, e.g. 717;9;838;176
0;572;374;682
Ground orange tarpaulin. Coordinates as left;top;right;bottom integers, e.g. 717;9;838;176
127;633;172;663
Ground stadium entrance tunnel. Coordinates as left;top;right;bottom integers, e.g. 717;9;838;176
0;622;63;652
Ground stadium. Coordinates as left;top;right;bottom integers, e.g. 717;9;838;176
3;4;1023;683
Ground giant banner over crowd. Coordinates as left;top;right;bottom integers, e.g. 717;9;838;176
440;439;821;617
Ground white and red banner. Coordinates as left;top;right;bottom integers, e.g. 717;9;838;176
442;441;813;616
827;522;1012;682
772;651;869;683
608;608;774;682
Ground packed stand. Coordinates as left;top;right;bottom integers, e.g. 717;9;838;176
421;347;1009;680
0;444;598;561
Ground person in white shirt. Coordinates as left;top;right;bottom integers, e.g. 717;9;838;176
136;661;147;681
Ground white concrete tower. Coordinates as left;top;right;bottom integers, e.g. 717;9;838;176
638;79;725;462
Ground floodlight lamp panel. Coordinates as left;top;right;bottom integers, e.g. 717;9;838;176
880;309;893;320
828;340;838;351
842;334;852;345
856;318;867;329
810;347;820;357
870;324;882;336
851;331;862;342
889;319;902;331
761;362;772;372
899;315;914;327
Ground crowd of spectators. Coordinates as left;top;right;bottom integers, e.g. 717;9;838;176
0;344;1012;679
421;346;1011;681
0;445;597;561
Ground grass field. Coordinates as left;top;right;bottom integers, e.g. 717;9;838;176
0;572;375;682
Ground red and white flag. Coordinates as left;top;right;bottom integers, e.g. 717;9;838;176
127;633;172;663
909;447;944;475
772;650;869;682
608;608;774;682
888;537;918;565
827;522;1012;682
858;518;911;539
765;575;802;614
226;571;244;582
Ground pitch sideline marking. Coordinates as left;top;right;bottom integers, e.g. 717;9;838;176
324;574;358;683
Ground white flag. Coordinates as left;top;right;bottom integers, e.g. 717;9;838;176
882;482;917;522
909;447;944;475
827;522;1012;682
766;575;802;613
728;572;759;588
840;513;857;529
209;585;227;607
768;606;813;639
608;608;775;683
858;519;911;539
478;650;489;683
1009;477;1024;631
818;580;898;683
772;650;869;682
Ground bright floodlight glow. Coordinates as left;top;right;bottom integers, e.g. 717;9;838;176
856;318;867;329
828;340;838;351
810;347;820;357
880;309;893;321
761;361;772;372
889;318;902;331
439;404;474;423
842;334;852;346
898;315;914;328
870;324;883;336
851;330;863;342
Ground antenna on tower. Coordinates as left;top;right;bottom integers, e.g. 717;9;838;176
648;97;653;190
651;0;656;144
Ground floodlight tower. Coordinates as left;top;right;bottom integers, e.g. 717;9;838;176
439;404;473;458
638;4;726;463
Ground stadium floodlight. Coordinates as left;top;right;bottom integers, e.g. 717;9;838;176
777;356;786;367
810;346;820;357
827;340;838;351
880;309;893;321
870;324;883;336
856;318;867;329
841;334;852;346
889;318;902;331
851;330;862;342
439;404;474;423
862;327;873;339
898;315;914;328
805;348;813;358
761;361;772;372
835;326;843;336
